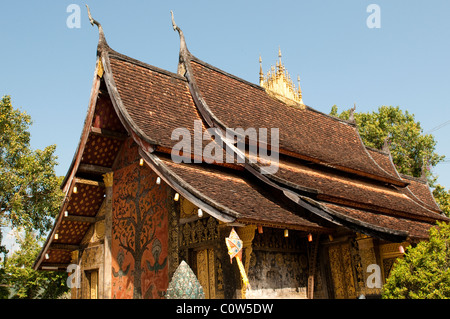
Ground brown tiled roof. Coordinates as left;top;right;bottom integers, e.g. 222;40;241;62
188;58;406;186
365;146;441;213
399;174;442;212
108;53;199;150
322;203;435;240
108;52;240;165
365;147;401;179
157;154;327;232
106;46;447;234
273;157;446;223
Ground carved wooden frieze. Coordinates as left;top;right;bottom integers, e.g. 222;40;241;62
180;217;219;247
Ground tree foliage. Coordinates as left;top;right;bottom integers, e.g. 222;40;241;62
1;230;68;299
382;222;450;299
0;95;66;298
433;184;450;217
0;95;63;245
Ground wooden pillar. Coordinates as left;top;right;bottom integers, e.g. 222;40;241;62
102;172;113;299
307;234;320;299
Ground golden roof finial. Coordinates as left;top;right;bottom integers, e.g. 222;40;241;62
259;48;304;106
277;47;283;74
297;75;303;100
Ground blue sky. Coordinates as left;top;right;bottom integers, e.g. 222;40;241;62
1;1;449;251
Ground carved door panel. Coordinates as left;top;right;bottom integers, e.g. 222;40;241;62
328;243;357;299
86;270;98;299
195;248;216;299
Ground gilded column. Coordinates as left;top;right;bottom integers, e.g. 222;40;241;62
102;172;113;299
356;235;381;297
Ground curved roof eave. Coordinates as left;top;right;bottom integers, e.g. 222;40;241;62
33;178;77;270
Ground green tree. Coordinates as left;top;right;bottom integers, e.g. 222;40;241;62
330;105;444;178
2;230;68;299
382;221;450;299
0;95;63;247
433;184;450;217
0;95;66;298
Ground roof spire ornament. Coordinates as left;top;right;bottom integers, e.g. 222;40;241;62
421;156;429;179
260;48;304;106
85;4;108;47
278;46;282;64
349;103;356;123
297;75;302;100
170;10;189;76
382;135;391;152
170;10;188;54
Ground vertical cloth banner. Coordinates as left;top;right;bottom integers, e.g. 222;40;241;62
225;228;249;290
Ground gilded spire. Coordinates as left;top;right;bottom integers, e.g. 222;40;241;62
297;75;302;99
259;48;304;106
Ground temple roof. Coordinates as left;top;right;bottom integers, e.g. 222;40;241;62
34;10;448;270
188;57;408;187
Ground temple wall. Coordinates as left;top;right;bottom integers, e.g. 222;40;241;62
323;234;408;299
178;197;225;298
245;229;311;299
110;139;170;299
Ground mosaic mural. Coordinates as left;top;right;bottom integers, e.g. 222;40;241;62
111;140;169;299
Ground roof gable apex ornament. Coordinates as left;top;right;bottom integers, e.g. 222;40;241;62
420;156;430;180
382;135;391;153
86;4;108;49
349;103;356;123
171;11;190;76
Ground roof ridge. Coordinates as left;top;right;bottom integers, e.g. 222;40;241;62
305;105;357;127
399;173;428;184
190;56;264;90
107;49;187;81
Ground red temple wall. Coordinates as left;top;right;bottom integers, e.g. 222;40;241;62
111;139;169;299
